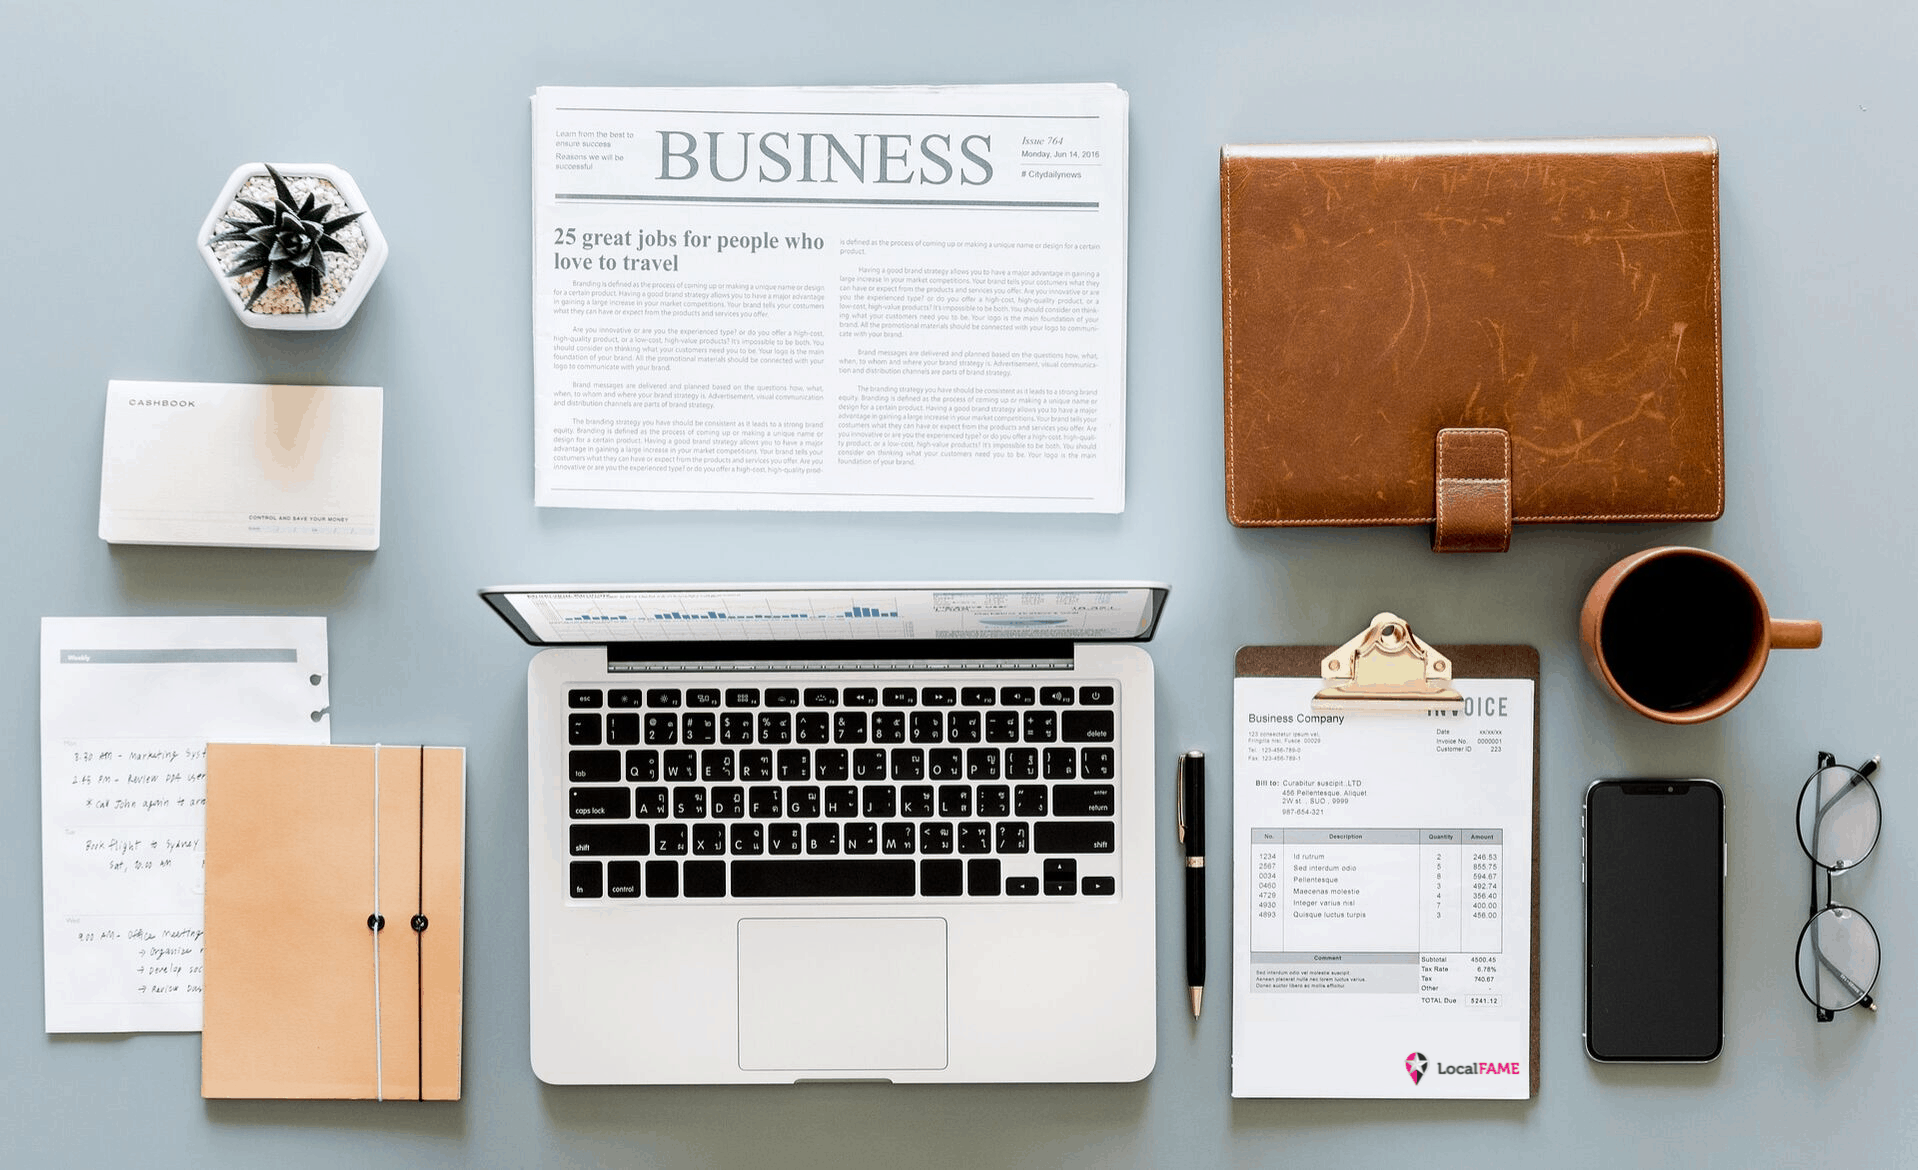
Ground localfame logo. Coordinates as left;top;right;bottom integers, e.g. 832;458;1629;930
1402;1051;1519;1085
1405;1052;1427;1084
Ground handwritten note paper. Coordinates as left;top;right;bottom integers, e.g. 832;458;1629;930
40;618;329;1032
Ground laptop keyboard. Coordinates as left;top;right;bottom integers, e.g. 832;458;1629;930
561;680;1120;901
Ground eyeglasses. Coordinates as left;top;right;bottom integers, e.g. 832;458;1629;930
1794;752;1883;1021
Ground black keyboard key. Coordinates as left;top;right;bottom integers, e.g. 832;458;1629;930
966;748;1001;781
890;748;925;781
645;859;678;897
901;786;935;817
739;749;773;781
1035;822;1116;853
919;823;953;854
921;859;963;896
834;712;869;743
968;858;1002;895
725;687;761;707
806;823;841;854
682;712;717;744
1082;875;1116;896
684;860;725;897
633;788;669;818
571;749;619;782
672;787;706;819
749;786;782;817
692;824;726;854
571;824;649;856
804;687;839;708
701;750;735;783
1062;710;1115;742
862;786;898;818
947;711;981;743
961;687;995;707
568;714;601;746
1043;747;1077;780
663;750;697;782
1081;747;1115;780
570;860;602;898
958;822;991;854
1053;784;1115;816
922;687;956;707
606;860;641;898
883;687;917;707
1023;711;1057;743
730;823;764;855
720;712;755;744
625;749;659;782
844;821;878;854
844;687;878;707
654;824;688;855
814;749;850;782
605;713;639;745
929;749;963;781
872;711;906;743
776;749;810;781
609;689;644;708
796;712;830;744
1006;876;1039;896
787;786;821;818
881;822;916;854
977;785;1011;817
731;859;914;897
996;822;1030;854
687;688;721;709
1078;686;1115;705
647;688;682;708
1005;748;1039;780
710;786;745;818
758;712;791;744
768;823;802;854
570;786;630;819
999;686;1035;707
985;711;1020;743
824;785;859;817
644;712;678;745
569;689;603;709
1045;858;1078;896
1040;686;1074;706
765;687;800;708
1015;784;1049;817
938;785;972;818
910;712;944;744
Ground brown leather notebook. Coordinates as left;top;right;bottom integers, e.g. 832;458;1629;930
1221;137;1723;551
201;744;465;1100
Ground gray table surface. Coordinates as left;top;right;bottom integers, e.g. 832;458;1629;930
3;1;1913;1166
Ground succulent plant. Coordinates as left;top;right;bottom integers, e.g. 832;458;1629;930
210;164;364;312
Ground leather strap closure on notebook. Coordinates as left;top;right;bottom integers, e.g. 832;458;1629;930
1432;428;1512;553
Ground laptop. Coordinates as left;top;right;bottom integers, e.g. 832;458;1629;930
482;582;1168;1084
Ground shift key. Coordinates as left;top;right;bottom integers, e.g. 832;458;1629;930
1061;710;1115;742
1035;821;1115;853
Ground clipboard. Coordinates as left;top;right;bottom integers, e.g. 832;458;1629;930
1232;614;1540;1098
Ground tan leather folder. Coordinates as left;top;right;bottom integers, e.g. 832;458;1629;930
202;744;465;1100
1221;137;1723;551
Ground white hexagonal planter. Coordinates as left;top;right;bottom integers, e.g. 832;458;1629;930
197;162;387;331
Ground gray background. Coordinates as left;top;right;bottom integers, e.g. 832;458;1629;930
2;1;1912;1166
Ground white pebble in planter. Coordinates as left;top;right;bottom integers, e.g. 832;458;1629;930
197;162;387;331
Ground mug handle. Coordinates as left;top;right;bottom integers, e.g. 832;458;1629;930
1770;619;1823;650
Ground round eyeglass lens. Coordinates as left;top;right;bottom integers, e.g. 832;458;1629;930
1796;905;1880;1012
1796;766;1881;871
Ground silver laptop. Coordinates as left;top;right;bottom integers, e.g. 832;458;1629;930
482;582;1167;1084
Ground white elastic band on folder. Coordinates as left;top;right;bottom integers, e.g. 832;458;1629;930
371;744;383;1102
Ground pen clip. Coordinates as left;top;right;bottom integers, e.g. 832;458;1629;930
1175;754;1187;845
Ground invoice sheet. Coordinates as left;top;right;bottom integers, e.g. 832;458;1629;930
40;617;330;1032
1231;676;1533;1098
532;84;1128;512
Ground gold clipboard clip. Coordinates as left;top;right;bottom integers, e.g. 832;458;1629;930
1313;612;1463;713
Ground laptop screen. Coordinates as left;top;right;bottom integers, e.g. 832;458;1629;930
482;584;1168;646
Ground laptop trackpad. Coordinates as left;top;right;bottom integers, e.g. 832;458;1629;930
737;917;948;1072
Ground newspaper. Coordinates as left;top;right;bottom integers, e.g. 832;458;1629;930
531;85;1129;511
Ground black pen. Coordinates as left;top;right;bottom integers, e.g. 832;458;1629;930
1177;750;1206;1019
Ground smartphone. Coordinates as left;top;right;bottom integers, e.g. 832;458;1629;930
1583;778;1725;1062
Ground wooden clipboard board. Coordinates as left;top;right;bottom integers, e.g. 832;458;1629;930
1235;636;1541;1096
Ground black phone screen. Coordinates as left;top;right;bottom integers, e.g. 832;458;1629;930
1585;780;1724;1061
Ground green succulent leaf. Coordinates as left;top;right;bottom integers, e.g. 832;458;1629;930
265;164;297;209
321;210;364;232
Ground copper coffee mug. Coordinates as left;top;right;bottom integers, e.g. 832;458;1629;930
1580;546;1821;724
